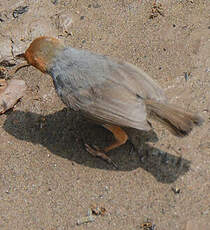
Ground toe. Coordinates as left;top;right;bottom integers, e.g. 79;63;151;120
85;144;97;156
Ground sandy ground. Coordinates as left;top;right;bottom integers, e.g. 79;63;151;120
0;0;209;229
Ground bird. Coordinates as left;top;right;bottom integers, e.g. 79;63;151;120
17;36;203;168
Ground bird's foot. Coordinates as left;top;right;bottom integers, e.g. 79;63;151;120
85;144;118;169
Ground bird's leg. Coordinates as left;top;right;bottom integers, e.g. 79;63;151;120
85;124;128;168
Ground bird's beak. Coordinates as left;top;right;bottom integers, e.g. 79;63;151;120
7;53;29;76
15;53;25;59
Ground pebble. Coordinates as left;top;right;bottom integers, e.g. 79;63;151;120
184;72;191;81
0;80;26;114
51;0;59;5
93;3;101;8
171;187;180;194
12;6;29;18
76;208;95;225
76;215;95;225
57;14;73;34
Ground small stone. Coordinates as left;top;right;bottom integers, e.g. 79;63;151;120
76;215;95;225
171;187;180;194
57;14;73;34
12;6;29;18
90;204;106;216
140;219;156;230
202;209;209;215
93;3;101;8
184;72;191;81
0;80;26;114
51;0;59;5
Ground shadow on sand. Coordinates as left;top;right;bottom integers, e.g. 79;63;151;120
3;108;190;183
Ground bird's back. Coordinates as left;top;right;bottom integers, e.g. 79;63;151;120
47;46;167;130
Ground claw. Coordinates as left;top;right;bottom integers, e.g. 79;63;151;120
85;144;119;169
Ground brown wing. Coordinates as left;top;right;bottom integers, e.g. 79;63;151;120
49;48;167;130
108;60;167;103
67;78;151;130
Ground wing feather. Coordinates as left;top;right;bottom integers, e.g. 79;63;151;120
48;47;167;130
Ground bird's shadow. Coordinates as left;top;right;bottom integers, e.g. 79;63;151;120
3;108;190;183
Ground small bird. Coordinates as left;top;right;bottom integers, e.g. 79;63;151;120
18;36;203;167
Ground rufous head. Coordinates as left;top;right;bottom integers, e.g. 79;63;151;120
21;36;65;73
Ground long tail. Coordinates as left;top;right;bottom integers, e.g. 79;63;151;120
145;99;204;137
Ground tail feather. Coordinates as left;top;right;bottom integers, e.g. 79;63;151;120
145;99;204;137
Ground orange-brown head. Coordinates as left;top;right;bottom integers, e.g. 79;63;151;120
21;36;65;73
